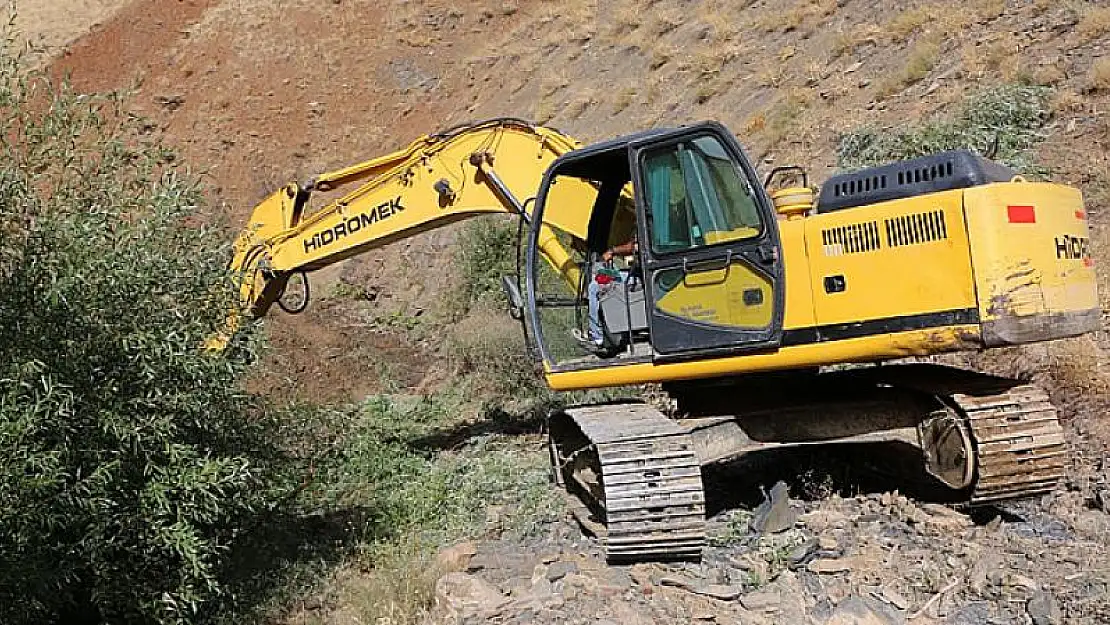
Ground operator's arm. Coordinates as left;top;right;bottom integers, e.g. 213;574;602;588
602;236;638;262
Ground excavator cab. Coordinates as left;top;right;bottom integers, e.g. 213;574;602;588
525;122;785;370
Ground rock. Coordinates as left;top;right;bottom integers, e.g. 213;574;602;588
845;61;863;73
660;574;745;600
530;576;554;598
879;587;909;610
562;572;592;593
969;554;1002;594
1027;591;1062;625
435;572;507;619
608;602;653;625
789;538;819;567
546;560;578;582
947;602;992;625
800;510;849;532
603;567;633;588
437;541;479;573
1006;573;1039;592
629;563;654;587
818;534;839;551
751;481;797;534
826;596;901;625
775;571;809;622
800;570;825;598
740;588;780;611
808;557;857;574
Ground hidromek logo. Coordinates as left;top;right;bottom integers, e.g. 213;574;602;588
303;197;404;254
1055;234;1090;261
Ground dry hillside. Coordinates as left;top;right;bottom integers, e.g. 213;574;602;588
28;1;1110;623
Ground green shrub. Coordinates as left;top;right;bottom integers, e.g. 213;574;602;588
0;44;282;624
455;216;520;308
837;84;1052;171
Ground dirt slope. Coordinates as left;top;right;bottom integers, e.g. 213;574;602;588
13;0;130;62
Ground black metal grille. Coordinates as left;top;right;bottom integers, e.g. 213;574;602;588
821;221;882;256
885;210;948;247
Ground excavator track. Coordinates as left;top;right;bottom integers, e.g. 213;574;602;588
549;404;705;562
952;384;1067;505
549;368;1068;563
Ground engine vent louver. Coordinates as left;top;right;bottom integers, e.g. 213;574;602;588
821;221;881;256
885;210;948;247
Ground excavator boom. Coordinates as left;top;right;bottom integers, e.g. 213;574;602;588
227;118;593;326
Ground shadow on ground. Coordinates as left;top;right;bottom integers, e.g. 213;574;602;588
200;507;376;623
702;441;976;516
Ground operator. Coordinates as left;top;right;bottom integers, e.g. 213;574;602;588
574;235;639;351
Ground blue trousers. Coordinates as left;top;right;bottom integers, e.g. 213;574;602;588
587;268;629;343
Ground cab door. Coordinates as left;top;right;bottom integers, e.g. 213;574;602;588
630;124;785;358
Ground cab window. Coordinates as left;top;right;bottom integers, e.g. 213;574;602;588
642;135;762;254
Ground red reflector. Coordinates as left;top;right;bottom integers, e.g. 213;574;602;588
1007;205;1036;223
1076;210;1087;220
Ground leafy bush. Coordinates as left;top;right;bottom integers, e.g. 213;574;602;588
837;84;1052;171
455;216;520;307
0;45;283;623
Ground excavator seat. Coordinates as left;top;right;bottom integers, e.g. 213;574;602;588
598;275;648;334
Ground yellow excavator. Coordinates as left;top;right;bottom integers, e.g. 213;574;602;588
225;118;1099;561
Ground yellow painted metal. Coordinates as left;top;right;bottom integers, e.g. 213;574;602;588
777;218;817;330
541;180;1098;391
963;182;1097;325
772;186;814;219
544;325;981;391
703;226;761;244
653;264;774;329
229;120;592;321
803;189;977;327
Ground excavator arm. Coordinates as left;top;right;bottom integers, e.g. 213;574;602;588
222;119;596;341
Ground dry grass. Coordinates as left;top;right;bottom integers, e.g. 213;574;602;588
744;112;766;135
1053;89;1088;115
1078;6;1110;41
970;0;1006;22
757;65;787;88
308;547;445;625
888;8;932;42
754;0;836;34
1031;0;1055;15
1088;57;1110;93
697;3;739;42
1023;64;1066;87
688;45;740;78
876;37;940;99
611;87;637;114
563;94;595;120
828;24;882;58
762;90;811;146
649;43;673;69
606;1;642;41
646;7;683;38
960;37;1010;79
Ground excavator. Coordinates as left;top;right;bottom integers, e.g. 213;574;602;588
224;118;1099;561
